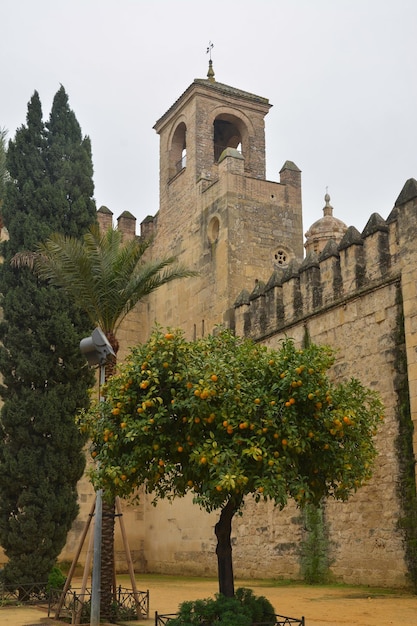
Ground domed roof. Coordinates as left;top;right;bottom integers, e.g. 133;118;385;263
304;193;347;255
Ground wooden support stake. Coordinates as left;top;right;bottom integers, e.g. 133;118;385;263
74;508;95;625
115;497;146;618
55;498;96;620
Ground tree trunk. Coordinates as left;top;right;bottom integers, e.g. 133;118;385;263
215;496;242;597
99;335;118;622
100;498;116;621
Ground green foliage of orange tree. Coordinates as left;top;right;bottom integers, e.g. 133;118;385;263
80;327;383;597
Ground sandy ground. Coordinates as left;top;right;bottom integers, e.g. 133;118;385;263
1;575;417;626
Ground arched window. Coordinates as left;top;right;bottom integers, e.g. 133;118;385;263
213;114;245;162
169;122;187;179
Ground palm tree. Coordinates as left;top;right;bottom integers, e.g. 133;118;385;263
13;223;196;620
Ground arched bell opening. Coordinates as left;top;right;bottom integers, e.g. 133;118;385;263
169;122;187;179
213;114;247;163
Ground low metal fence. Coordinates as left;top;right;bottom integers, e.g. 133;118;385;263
155;612;305;626
155;612;180;626
49;585;149;623
255;617;305;626
0;581;49;604
116;585;149;618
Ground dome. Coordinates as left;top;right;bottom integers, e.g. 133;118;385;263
304;193;347;255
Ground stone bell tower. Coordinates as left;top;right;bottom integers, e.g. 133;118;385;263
142;61;304;340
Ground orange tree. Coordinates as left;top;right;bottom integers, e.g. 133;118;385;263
80;327;383;597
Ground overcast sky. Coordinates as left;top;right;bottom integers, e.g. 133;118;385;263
3;0;416;239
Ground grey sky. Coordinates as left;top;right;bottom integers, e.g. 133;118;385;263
3;0;416;238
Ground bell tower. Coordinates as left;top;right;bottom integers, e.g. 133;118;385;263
142;63;304;340
153;62;272;219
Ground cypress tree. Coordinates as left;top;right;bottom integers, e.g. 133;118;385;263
0;88;97;589
45;85;96;235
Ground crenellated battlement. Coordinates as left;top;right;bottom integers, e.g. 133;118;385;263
235;207;401;341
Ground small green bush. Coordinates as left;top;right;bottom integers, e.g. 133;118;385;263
46;566;66;594
168;588;276;626
235;588;275;623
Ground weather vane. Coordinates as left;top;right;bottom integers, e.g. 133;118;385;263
206;41;214;60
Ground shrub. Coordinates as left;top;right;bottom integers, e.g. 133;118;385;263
168;588;276;626
235;588;275;623
46;566;66;594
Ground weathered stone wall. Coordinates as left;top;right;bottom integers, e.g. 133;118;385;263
261;281;406;586
229;184;417;586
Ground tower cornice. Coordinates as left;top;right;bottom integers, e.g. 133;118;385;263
153;79;271;134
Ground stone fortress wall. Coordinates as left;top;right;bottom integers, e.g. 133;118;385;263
233;182;417;586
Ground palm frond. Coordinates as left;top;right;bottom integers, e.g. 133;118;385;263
12;224;197;335
114;259;197;332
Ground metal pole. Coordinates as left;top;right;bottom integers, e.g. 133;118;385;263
90;489;102;626
90;363;106;626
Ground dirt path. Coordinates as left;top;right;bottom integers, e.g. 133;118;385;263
1;575;416;625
